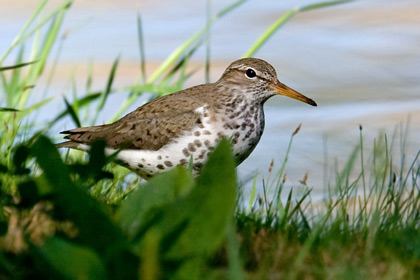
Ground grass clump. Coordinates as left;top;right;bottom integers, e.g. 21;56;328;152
235;125;420;279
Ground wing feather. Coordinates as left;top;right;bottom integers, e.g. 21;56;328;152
59;84;213;151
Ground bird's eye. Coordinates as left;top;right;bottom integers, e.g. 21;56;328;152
245;68;256;79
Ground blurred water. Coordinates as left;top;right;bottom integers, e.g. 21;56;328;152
1;0;419;194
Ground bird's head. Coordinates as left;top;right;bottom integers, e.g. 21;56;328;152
219;57;317;106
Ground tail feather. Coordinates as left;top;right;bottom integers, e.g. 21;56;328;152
60;125;106;135
59;124;109;146
56;141;78;149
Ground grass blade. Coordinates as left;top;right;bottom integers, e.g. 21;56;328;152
147;0;246;84
19;96;56;117
0;61;38;71
18;5;69;110
63;97;81;128
243;0;351;57
49;92;101;127
0;0;47;63
137;14;147;84
93;55;120;124
0;108;19;112
205;0;211;84
248;171;258;210
1;0;72;64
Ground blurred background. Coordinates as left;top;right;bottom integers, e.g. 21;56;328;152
1;0;419;195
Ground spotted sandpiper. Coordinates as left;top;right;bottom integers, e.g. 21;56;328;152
57;58;316;179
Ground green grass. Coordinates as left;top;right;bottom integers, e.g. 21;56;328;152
1;0;420;279
235;125;420;279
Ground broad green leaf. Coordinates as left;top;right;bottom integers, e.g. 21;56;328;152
139;228;160;280
30;136;126;253
118;166;194;240
164;139;237;258
0;164;8;173
88;140;108;172
13;145;30;169
170;257;202;280
31;136;138;278
227;221;244;280
17;180;39;207
128;140;236;278
36;237;107;280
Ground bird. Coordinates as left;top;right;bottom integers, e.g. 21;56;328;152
57;58;317;179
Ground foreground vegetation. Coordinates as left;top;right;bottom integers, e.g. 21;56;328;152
1;0;420;279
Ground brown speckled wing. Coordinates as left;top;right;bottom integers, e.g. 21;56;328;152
60;84;213;151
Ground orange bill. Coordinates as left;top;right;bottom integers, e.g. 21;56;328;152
269;82;317;106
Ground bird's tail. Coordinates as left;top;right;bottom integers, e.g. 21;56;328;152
56;141;78;149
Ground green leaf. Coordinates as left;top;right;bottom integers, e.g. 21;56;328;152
128;139;236;263
170;258;202;280
88;140;108;170
139;228;161;280
13;145;30;170
0;164;8;173
31;136;138;278
30;136;125;253
164;139;237;258
120;139;236;279
0;221;7;236
86;140;114;180
18;180;39;207
227;221;244;280
36;237;107;280
118;166;194;240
